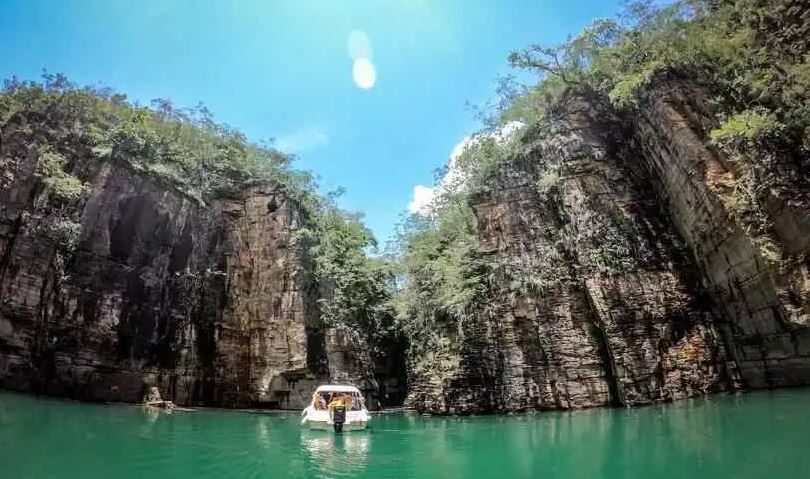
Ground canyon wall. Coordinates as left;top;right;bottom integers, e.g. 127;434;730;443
0;112;401;409
408;82;809;413
634;78;810;388
2;77;807;415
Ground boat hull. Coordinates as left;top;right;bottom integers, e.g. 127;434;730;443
301;405;370;432
306;420;369;431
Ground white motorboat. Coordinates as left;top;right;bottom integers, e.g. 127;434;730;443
301;385;370;432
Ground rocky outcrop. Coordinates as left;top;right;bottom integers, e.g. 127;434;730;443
634;78;810;388
0;112;403;409
408;83;809;414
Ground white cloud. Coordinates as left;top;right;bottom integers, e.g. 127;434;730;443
407;121;525;216
274;128;329;154
407;184;438;215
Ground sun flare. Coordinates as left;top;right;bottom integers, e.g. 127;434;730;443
352;58;376;90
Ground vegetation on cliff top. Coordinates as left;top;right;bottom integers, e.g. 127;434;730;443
393;0;810;374
0;73;396;345
506;0;809;257
0;73;308;202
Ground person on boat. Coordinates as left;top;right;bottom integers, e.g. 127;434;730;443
327;393;353;410
327;394;342;410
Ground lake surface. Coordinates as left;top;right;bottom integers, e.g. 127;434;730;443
1;389;809;478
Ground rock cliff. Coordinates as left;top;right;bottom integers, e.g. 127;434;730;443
0;110;403;408
2;43;808;415
2;76;807;414
407;80;809;413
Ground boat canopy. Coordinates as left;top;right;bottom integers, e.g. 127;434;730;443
315;385;361;394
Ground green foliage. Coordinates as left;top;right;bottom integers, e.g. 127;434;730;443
710;109;783;146
535;169;560;196
495;0;810;267
1;73;298;201
393;195;485;363
497;0;810;147
40;217;83;249
508;18;622;87
490;79;546;127
608;63;661;107
397;123;522;344
298;205;397;341
450;129;524;194
392;117;528;339
35;149;87;201
391;123;524;361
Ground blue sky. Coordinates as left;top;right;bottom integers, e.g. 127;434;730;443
0;0;625;243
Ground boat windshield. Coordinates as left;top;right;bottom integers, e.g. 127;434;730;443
311;390;365;411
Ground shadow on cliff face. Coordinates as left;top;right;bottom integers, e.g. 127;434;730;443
373;334;409;408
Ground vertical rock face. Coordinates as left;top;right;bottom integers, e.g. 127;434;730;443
409;83;806;413
634;78;810;388
203;189;319;407
0;113;400;408
524;95;728;407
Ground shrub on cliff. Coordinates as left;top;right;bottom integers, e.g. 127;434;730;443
34;149;88;202
709;109;785;147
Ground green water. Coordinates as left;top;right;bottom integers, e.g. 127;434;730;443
1;390;809;478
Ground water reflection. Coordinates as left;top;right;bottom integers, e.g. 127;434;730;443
141;405;162;424
300;430;371;476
